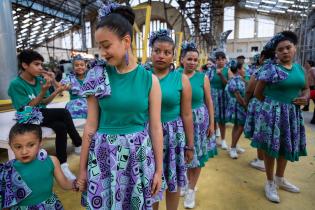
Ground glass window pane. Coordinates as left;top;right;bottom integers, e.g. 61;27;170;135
223;6;235;39
239;18;255;39
258;19;275;38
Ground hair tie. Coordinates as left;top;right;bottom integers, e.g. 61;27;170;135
149;29;171;47
263;33;285;52
15;106;43;125
181;41;197;52
97;0;120;20
72;54;84;63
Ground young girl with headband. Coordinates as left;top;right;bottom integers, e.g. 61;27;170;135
60;54;88;119
0;107;78;209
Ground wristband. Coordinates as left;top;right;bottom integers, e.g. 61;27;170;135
184;145;194;151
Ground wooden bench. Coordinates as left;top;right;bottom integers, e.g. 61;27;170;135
0;101;86;160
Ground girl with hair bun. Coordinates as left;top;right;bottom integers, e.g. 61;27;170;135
60;54;88;119
253;31;308;203
180;41;216;209
149;29;194;210
77;2;164;209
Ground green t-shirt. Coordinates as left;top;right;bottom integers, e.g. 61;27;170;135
98;65;152;134
264;63;306;103
8;76;50;111
176;66;184;73
189;72;205;109
13;156;54;206
158;70;183;123
210;67;229;89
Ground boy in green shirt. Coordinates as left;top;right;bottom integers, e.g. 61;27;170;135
8;49;82;180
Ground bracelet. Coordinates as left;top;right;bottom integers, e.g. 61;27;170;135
184;145;194;151
72;179;79;191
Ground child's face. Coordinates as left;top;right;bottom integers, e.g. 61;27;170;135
10;132;41;163
182;51;199;72
22;60;44;77
73;60;87;76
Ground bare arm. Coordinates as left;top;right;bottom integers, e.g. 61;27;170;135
204;76;215;137
218;69;228;85
234;91;246;108
149;75;163;195
254;81;266;101
293;69;310;105
78;96;99;191
41;85;66;105
244;75;257;104
28;75;52;107
180;75;194;163
180;75;194;147
50;156;74;190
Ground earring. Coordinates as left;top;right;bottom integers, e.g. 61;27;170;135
37;148;48;161
125;51;129;66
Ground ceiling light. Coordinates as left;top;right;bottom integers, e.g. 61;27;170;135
276;5;289;9
34;21;42;26
246;1;260;5
257;9;270;13
22;18;31;24
245;5;258;9
21;23;30;28
20;28;28;33
262;0;276;4
287;9;301;13
13;15;19;20
44;23;52;28
260;5;273;9
16;8;21;11
272;9;286;13
278;0;294;4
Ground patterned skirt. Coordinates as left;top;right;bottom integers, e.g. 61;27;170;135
211;88;227;124
244;98;262;138
162;118;187;192
251;97;307;162
187;105;217;169
85;127;164;210
225;96;246;126
10;193;64;210
65;98;87;119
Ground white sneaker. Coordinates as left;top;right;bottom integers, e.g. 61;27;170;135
221;140;228;150
265;181;280;203
180;185;188;197
249;159;265;171
215;128;221;137
184;189;196;209
61;163;76;180
229;148;238;159
275;176;300;193
236;145;245;154
74;146;81;155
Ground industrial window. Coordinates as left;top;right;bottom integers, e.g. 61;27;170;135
258;19;275;38
239;18;255;38
223;6;235;39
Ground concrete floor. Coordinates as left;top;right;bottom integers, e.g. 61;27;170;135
1;112;314;210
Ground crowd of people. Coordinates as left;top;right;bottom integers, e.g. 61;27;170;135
0;2;312;210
